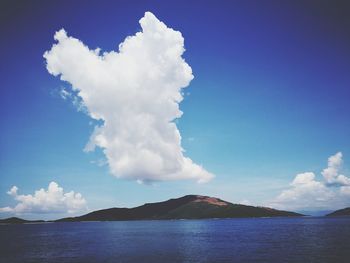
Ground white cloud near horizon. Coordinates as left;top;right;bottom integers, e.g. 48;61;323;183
270;152;350;211
0;182;87;214
322;152;350;186
43;12;214;184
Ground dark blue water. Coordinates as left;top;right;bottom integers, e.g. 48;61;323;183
1;217;350;263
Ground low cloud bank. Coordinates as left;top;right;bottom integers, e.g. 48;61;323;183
0;182;87;214
270;152;350;211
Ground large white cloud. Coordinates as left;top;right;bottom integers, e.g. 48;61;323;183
270;152;350;211
0;182;87;214
43;12;214;184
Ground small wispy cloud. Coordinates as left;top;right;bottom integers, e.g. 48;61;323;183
59;87;71;100
90;158;108;167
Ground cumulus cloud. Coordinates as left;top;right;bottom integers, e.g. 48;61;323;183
270;152;350;211
7;186;18;196
43;12;214;184
0;182;87;214
322;152;350;186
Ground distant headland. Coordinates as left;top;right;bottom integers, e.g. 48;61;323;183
326;207;350;217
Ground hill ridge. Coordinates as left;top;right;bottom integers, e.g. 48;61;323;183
0;195;305;224
326;207;350;217
56;194;303;222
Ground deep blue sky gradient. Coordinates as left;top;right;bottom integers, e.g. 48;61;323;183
1;0;349;217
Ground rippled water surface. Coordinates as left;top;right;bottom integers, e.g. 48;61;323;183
1;217;350;262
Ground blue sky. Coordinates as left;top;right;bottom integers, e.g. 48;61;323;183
1;0;350;219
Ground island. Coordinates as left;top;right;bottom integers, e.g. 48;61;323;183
56;195;303;222
0;195;304;224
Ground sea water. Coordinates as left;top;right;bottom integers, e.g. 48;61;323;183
1;217;349;262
